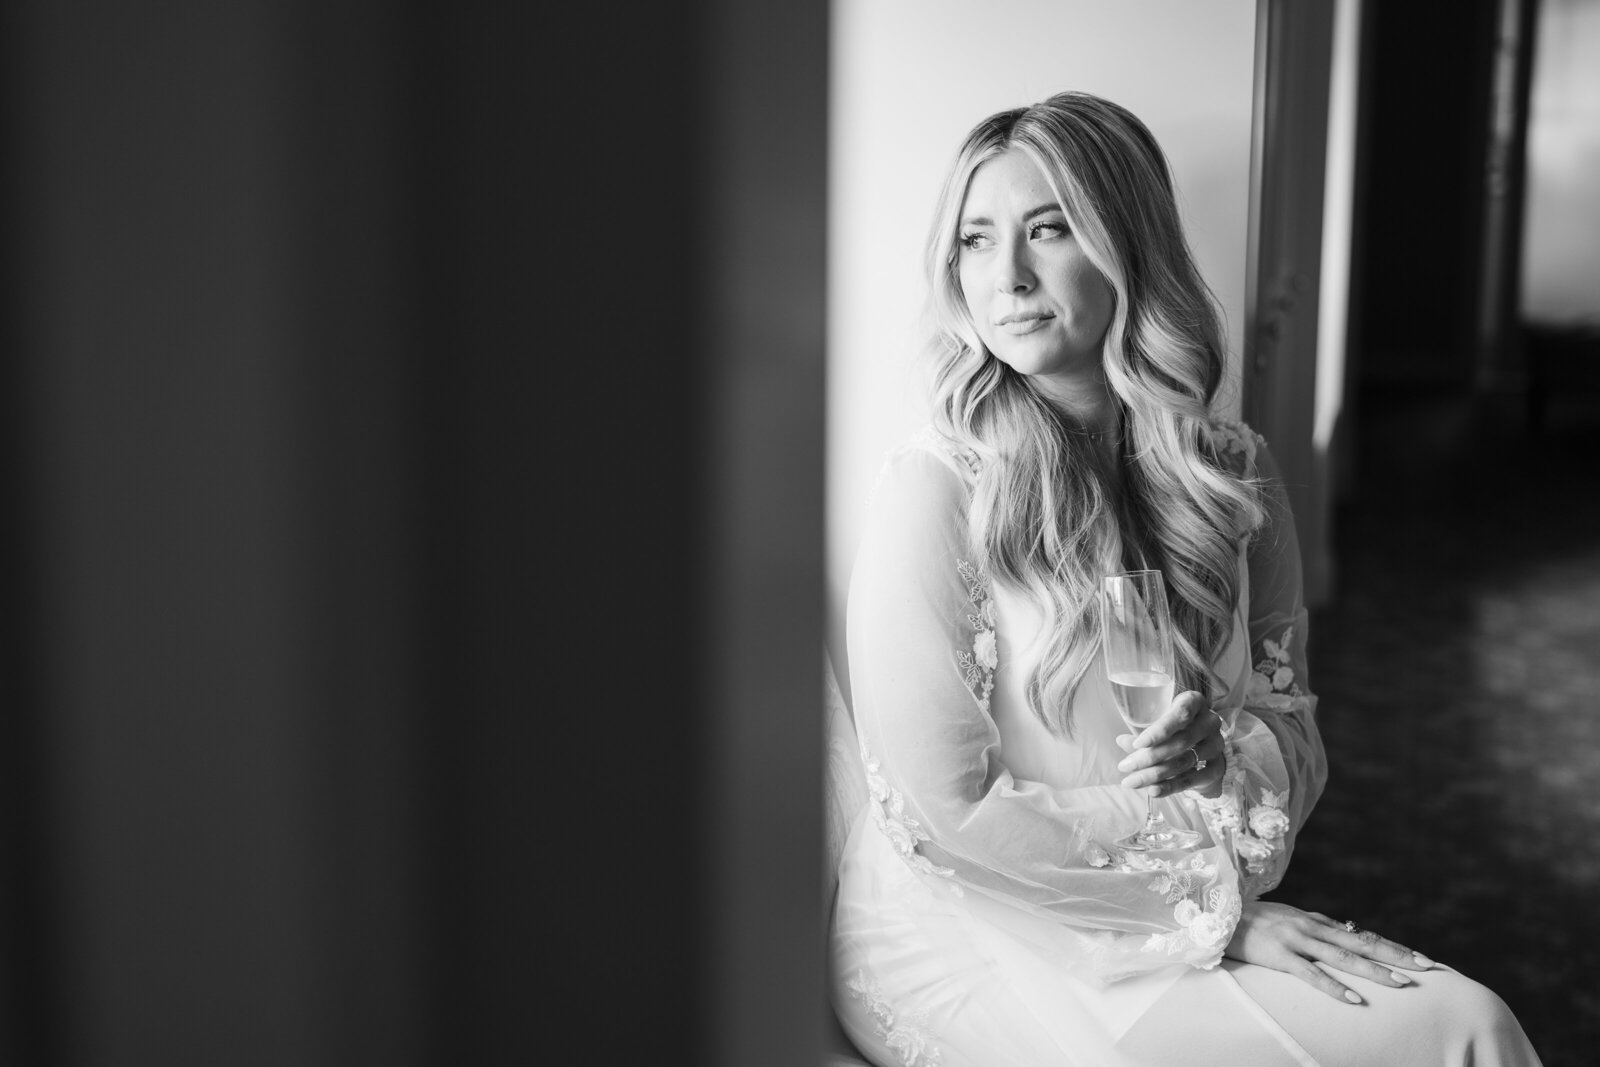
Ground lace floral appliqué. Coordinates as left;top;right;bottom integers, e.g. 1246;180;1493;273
1123;852;1241;959
1208;418;1261;468
845;969;945;1067
1192;759;1291;889
955;559;997;712
1246;626;1309;711
860;749;963;895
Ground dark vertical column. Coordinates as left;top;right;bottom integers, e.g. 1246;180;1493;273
1243;0;1336;601
410;4;714;1063
11;1;324;1061
1352;0;1501;390
5;1;829;1062
5;2;428;1063
697;0;830;1062
0;0;50;1057
1475;0;1541;394
280;4;430;1062
410;0;827;1059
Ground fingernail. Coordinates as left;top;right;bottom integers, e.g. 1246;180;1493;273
1117;758;1134;772
1390;971;1411;985
1413;953;1435;969
1344;990;1363;1004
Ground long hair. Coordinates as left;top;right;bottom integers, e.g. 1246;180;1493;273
924;91;1265;732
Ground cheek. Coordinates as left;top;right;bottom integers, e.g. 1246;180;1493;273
956;267;993;343
1066;263;1115;328
957;262;983;316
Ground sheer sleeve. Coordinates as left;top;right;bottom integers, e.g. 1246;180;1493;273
846;439;1244;983
1187;426;1329;900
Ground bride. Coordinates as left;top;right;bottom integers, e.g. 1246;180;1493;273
829;91;1542;1066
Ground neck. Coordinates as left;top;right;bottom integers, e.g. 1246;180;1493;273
1032;372;1119;438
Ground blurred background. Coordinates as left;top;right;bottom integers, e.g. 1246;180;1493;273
2;0;1596;1065
2;0;827;1063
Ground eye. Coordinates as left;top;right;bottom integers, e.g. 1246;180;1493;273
1028;219;1068;240
959;231;993;252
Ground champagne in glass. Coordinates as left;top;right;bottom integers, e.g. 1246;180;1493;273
1102;570;1200;851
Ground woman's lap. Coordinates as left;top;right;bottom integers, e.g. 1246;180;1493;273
1186;958;1542;1067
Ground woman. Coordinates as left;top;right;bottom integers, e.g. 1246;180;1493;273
830;92;1541;1066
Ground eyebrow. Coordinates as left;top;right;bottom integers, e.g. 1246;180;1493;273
959;202;1066;228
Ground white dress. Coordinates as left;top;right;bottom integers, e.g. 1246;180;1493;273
829;421;1542;1067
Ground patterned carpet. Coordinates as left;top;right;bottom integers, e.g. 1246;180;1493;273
1271;386;1600;1066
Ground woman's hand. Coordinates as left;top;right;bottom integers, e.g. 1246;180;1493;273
1115;690;1226;799
1224;901;1435;1003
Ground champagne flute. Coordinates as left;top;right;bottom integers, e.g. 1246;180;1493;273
1102;570;1201;851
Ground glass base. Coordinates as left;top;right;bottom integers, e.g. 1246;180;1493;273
1115;821;1201;852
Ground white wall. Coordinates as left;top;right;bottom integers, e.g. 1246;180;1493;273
827;0;1259;651
1521;0;1600;324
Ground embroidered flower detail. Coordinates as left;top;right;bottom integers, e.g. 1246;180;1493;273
845;969;945;1067
1207;418;1260;468
1085;842;1113;868
1191;760;1244;835
972;629;998;670
1248;790;1291;840
1188;761;1290;887
860;749;963;895
1191;885;1242;947
1247;627;1304;711
1233;834;1274;874
1132;854;1239;960
954;559;998;711
1140;853;1218;904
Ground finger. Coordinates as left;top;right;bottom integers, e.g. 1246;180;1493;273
1116;732;1224;784
1120;739;1216;790
1304;934;1415;989
1119;750;1221;792
1129;709;1223;766
1129;691;1206;748
1290;958;1365;1005
1121;728;1223;773
1347;927;1437;971
1305;920;1436;972
1139;750;1227;797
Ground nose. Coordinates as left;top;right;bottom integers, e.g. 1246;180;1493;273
995;240;1035;294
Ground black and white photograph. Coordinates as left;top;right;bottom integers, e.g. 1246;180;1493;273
3;0;1597;1064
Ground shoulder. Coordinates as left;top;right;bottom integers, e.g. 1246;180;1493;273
861;426;975;541
901;425;982;478
871;426;977;498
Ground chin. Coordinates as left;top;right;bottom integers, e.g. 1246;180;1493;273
992;348;1070;379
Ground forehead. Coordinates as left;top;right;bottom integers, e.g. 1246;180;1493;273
961;148;1060;214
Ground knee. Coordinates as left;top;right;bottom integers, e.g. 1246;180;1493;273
1423;969;1526;1050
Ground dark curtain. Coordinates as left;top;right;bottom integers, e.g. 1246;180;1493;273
1;2;826;1064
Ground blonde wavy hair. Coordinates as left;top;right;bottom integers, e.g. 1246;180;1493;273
924;91;1266;732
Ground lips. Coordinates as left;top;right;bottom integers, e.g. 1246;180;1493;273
996;311;1053;335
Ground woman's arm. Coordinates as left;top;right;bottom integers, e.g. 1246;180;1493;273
1206;429;1431;1004
847;441;1243;982
1243;435;1328;840
1168;428;1329;899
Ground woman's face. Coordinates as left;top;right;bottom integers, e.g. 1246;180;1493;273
957;149;1114;393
